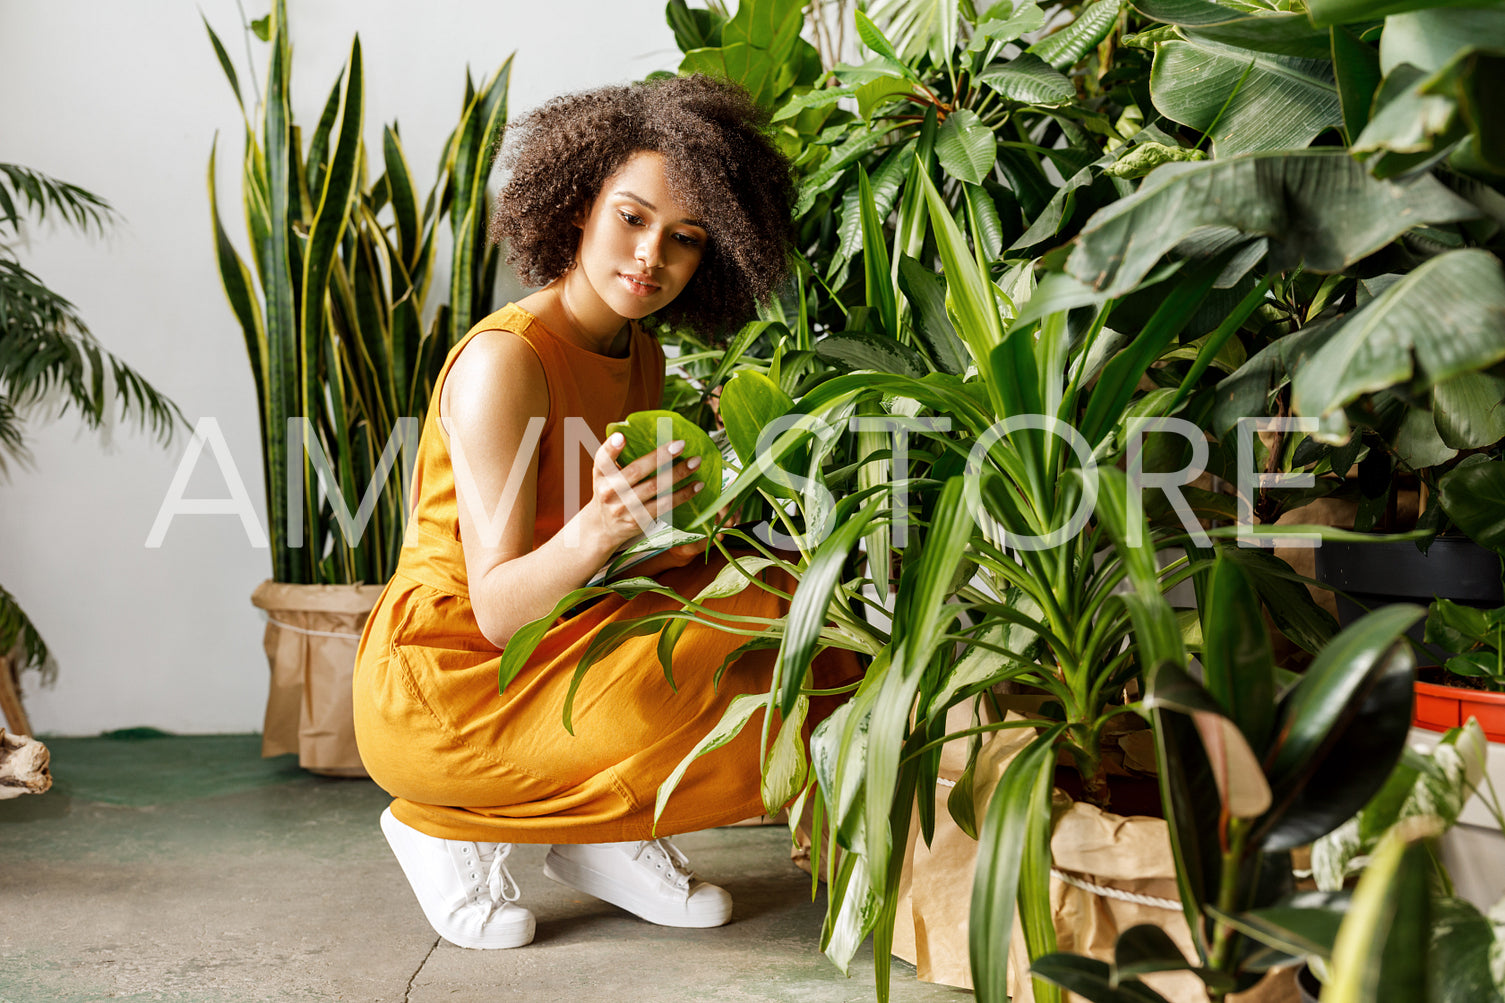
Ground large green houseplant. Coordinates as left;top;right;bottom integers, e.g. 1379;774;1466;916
206;0;510;772
0;164;185;731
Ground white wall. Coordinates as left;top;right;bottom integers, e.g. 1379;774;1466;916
0;0;680;736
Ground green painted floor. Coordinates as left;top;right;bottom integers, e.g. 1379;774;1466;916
0;733;970;1003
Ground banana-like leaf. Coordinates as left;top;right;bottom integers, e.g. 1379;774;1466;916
1066;150;1480;298
1291;249;1505;441
1150;36;1342;156
1433;370;1505;450
1332;23;1383;140
1379;7;1505;76
1136;1;1332;59
971;726;1066;1003
1309;0;1501;25
1439;459;1505;555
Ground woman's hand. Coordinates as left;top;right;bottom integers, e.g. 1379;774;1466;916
583;432;706;554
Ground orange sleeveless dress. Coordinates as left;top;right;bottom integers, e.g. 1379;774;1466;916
352;303;860;843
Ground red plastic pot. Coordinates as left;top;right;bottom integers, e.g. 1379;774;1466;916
1413;680;1505;743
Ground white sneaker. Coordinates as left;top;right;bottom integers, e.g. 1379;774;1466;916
543;837;733;928
379;807;536;949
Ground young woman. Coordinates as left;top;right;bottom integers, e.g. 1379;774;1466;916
352;74;861;950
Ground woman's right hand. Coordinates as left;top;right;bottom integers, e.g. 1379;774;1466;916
585;433;705;551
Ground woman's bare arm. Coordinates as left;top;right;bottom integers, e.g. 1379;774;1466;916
444;330;702;648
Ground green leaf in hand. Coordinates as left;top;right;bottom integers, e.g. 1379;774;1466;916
605;410;722;530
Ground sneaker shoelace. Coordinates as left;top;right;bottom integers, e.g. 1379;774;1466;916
629;837;696;895
478;842;522;918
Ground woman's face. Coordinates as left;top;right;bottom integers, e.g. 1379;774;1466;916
567;150;707;325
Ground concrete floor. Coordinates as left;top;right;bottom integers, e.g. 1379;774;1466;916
0;733;970;1003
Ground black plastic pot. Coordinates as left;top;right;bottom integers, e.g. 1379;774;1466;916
1296;963;1322;1003
1312;536;1504;660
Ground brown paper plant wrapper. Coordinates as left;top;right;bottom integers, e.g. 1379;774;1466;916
251;580;385;777
0;729;52;799
886;711;1299;1003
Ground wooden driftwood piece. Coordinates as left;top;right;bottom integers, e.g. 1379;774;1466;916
0;728;52;798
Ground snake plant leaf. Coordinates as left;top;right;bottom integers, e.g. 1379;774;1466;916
1201;554;1276;751
972;726;1066;1003
976;52;1076;105
1150;36;1342;156
935;108;998;185
381;126;420;271
1066;150;1480;298
604;410;722;529
654;690;768;826
1259;605;1424;851
1029;953;1174;1002
1439;459;1505;555
1291;249;1505;441
1027;0;1122;71
1323;825;1434;1003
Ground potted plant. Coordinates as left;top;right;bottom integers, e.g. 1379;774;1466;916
0;163;186;734
206;0;510;773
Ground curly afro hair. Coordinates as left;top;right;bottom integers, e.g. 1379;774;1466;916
487;74;796;341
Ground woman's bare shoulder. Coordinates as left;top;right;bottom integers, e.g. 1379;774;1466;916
442;327;549;432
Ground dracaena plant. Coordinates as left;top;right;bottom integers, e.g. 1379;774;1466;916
1023;541;1426;1003
207;0;510;585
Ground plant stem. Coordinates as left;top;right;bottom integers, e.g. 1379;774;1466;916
1207;816;1252;999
